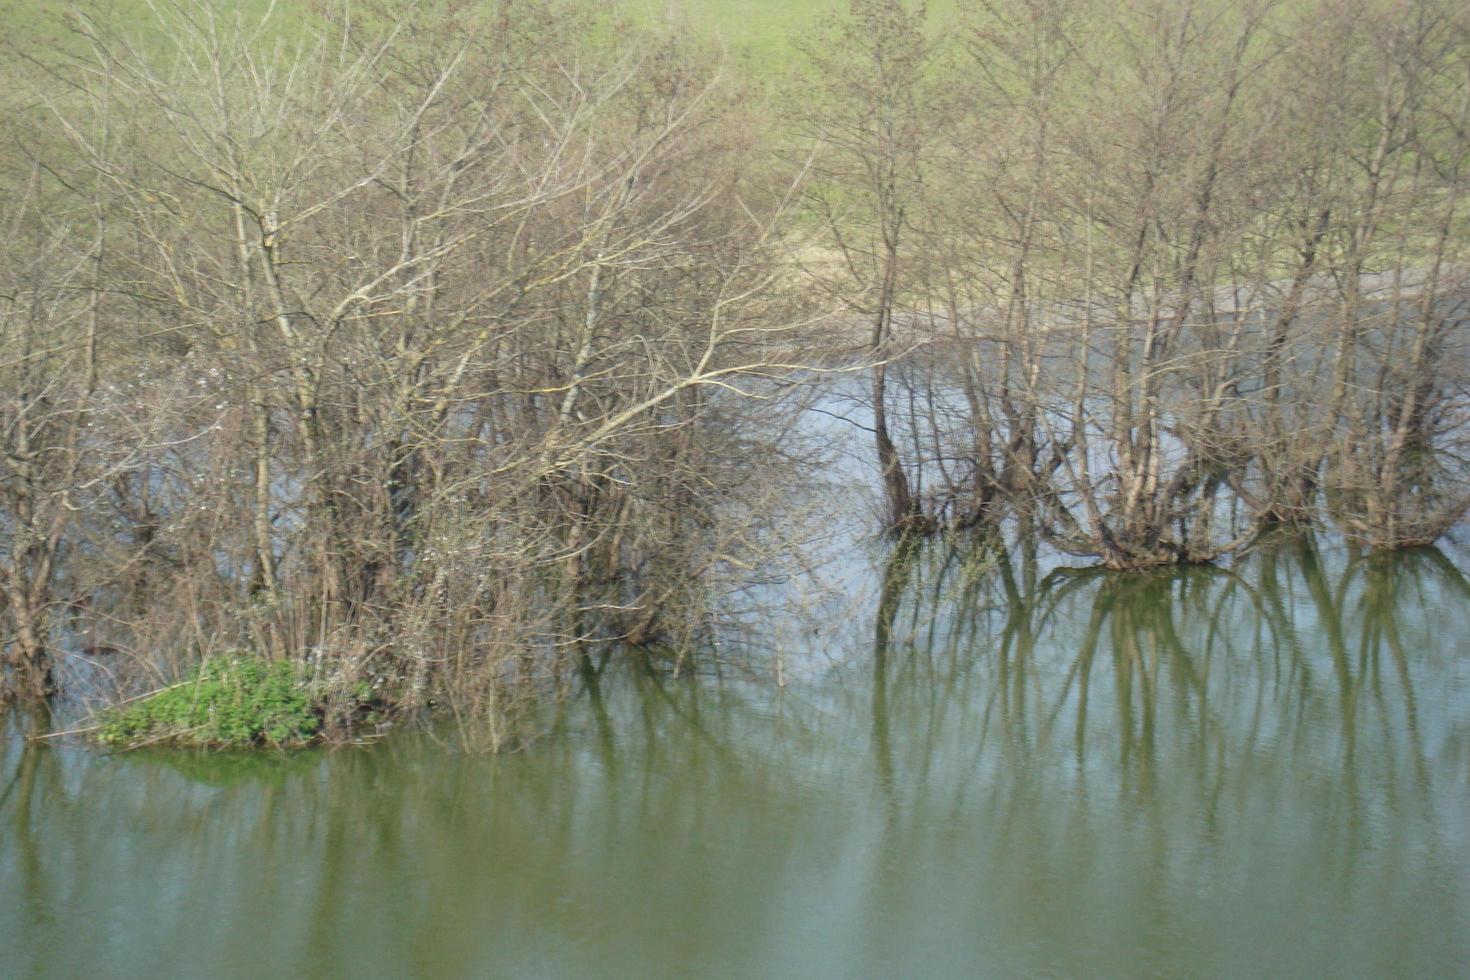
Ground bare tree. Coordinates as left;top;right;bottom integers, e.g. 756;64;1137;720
798;0;945;532
0;0;822;717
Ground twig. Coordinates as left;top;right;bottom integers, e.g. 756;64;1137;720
25;681;193;742
26;723;102;741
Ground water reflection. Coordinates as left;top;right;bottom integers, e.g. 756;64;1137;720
4;538;1469;977
867;533;1466;788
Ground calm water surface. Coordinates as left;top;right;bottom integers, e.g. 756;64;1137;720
4;535;1470;977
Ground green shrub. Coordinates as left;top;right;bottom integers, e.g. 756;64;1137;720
98;654;321;749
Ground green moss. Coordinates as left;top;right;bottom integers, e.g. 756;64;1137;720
98;655;322;749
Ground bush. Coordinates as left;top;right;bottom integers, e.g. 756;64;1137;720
98;655;322;748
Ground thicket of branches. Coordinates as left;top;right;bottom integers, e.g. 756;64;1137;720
3;0;1469;716
805;0;1470;567
0;0;826;717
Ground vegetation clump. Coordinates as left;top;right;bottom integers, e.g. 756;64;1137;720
4;0;1468;714
98;655;322;749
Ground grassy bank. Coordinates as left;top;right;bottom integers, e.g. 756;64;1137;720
6;0;955;72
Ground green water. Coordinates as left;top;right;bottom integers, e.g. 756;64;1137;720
4;535;1470;978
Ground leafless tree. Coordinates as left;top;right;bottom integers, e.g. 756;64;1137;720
0;0;824;717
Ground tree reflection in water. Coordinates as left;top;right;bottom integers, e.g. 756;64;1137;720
4;535;1469;977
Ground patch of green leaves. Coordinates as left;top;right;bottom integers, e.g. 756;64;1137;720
98;654;321;749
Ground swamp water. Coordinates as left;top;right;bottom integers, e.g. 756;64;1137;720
3;535;1470;978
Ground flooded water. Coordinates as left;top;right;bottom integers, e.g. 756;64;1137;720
4;534;1470;977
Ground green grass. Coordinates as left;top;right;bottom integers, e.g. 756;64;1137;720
625;0;960;69
5;0;953;74
625;0;839;64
